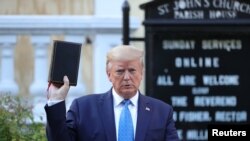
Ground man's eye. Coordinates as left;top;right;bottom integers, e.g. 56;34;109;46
116;70;124;73
116;70;124;75
129;69;136;73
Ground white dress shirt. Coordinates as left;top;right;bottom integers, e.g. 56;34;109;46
112;88;138;140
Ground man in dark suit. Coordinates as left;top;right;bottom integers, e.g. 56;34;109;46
45;45;179;141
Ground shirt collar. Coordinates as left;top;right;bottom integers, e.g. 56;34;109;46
112;88;139;108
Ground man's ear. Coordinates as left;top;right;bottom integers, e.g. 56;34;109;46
106;69;110;77
106;69;112;82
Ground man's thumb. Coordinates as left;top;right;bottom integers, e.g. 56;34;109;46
63;75;70;87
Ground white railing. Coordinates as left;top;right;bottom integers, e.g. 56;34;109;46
0;15;140;122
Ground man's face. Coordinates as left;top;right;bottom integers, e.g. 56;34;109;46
107;59;143;99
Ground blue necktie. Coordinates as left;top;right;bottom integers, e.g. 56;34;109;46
118;100;134;141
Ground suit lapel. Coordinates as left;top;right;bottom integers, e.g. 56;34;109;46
98;90;116;141
135;94;152;141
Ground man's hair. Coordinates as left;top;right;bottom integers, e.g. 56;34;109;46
106;45;144;70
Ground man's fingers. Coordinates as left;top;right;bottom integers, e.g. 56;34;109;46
53;83;63;88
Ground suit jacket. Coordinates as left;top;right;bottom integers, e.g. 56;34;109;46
45;89;179;141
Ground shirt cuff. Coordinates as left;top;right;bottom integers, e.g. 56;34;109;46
47;99;64;106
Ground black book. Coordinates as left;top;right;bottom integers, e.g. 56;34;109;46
48;40;82;86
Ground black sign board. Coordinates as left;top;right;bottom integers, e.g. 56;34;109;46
140;0;250;140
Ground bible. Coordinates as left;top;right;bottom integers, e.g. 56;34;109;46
48;40;82;86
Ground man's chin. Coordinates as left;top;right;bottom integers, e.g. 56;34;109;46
120;89;136;98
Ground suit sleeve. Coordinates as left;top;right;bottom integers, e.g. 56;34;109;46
165;106;180;141
45;100;78;141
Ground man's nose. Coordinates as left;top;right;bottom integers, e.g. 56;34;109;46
123;71;130;80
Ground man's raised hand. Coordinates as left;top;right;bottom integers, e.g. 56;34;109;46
48;76;70;100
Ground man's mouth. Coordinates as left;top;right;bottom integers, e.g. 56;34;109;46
123;84;131;88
